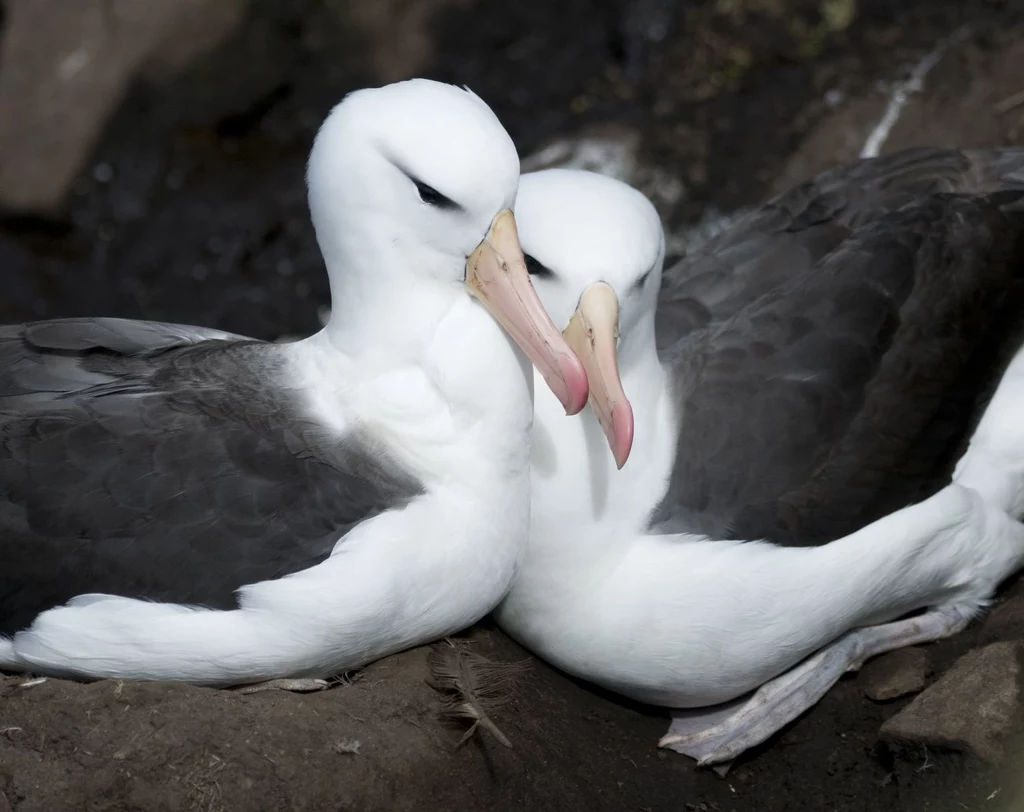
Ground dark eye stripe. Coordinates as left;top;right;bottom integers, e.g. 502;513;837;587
411;178;460;211
524;254;555;278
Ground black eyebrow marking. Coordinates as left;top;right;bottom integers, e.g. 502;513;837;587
386;153;463;212
524;254;555;278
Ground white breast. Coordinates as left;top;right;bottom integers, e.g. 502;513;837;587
529;354;676;530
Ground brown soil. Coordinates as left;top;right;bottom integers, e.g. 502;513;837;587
3;1;1024;810
2;606;1024;812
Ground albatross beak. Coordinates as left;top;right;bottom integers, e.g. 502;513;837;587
563;283;634;469
466;210;589;416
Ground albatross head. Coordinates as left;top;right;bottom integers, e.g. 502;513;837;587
515;168;666;468
305;79;588;415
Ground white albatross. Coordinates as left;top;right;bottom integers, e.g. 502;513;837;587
0;79;589;687
497;157;1024;766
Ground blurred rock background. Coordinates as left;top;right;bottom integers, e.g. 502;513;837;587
1;0;1021;339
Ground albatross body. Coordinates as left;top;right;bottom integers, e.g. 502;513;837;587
0;79;589;686
496;151;1024;765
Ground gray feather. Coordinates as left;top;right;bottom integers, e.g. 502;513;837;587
426;638;530;749
650;147;1024;545
0;318;424;634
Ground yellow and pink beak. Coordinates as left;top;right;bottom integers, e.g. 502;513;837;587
465;210;590;416
464;211;633;467
563;282;635;469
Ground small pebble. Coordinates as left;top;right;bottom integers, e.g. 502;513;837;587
92;163;114;183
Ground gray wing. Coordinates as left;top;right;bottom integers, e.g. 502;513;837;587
649;147;1024;545
1;318;423;635
655;147;1024;350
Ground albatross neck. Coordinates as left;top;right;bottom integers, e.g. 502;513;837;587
306;227;537;484
316;220;465;364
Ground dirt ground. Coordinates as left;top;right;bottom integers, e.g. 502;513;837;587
2;609;1024;812
3;1;1024;810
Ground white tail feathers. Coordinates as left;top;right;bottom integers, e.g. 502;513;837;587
954;343;1024;518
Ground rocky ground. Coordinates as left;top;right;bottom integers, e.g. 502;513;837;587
2;1;1024;810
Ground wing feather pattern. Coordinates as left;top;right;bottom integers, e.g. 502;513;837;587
0;318;423;634
650;147;1024;544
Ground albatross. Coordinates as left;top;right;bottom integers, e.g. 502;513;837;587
0;78;589;687
496;151;1024;765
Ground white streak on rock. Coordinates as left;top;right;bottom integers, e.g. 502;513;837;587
859;29;971;159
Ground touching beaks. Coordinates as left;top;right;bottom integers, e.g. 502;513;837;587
562;282;634;468
465;210;589;416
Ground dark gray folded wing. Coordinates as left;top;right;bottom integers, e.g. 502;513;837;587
649;148;1024;545
655;147;1024;349
0;318;423;635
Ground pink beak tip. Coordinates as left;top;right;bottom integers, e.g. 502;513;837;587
611;402;635;469
558;355;590;416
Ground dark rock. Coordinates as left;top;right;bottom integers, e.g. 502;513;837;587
0;0;245;213
880;641;1024;763
343;0;472;84
858;648;932;701
773;37;1024;194
979;595;1024;645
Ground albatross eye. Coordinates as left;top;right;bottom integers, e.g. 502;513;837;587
524;254;554;278
632;269;652;291
412;177;460;211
